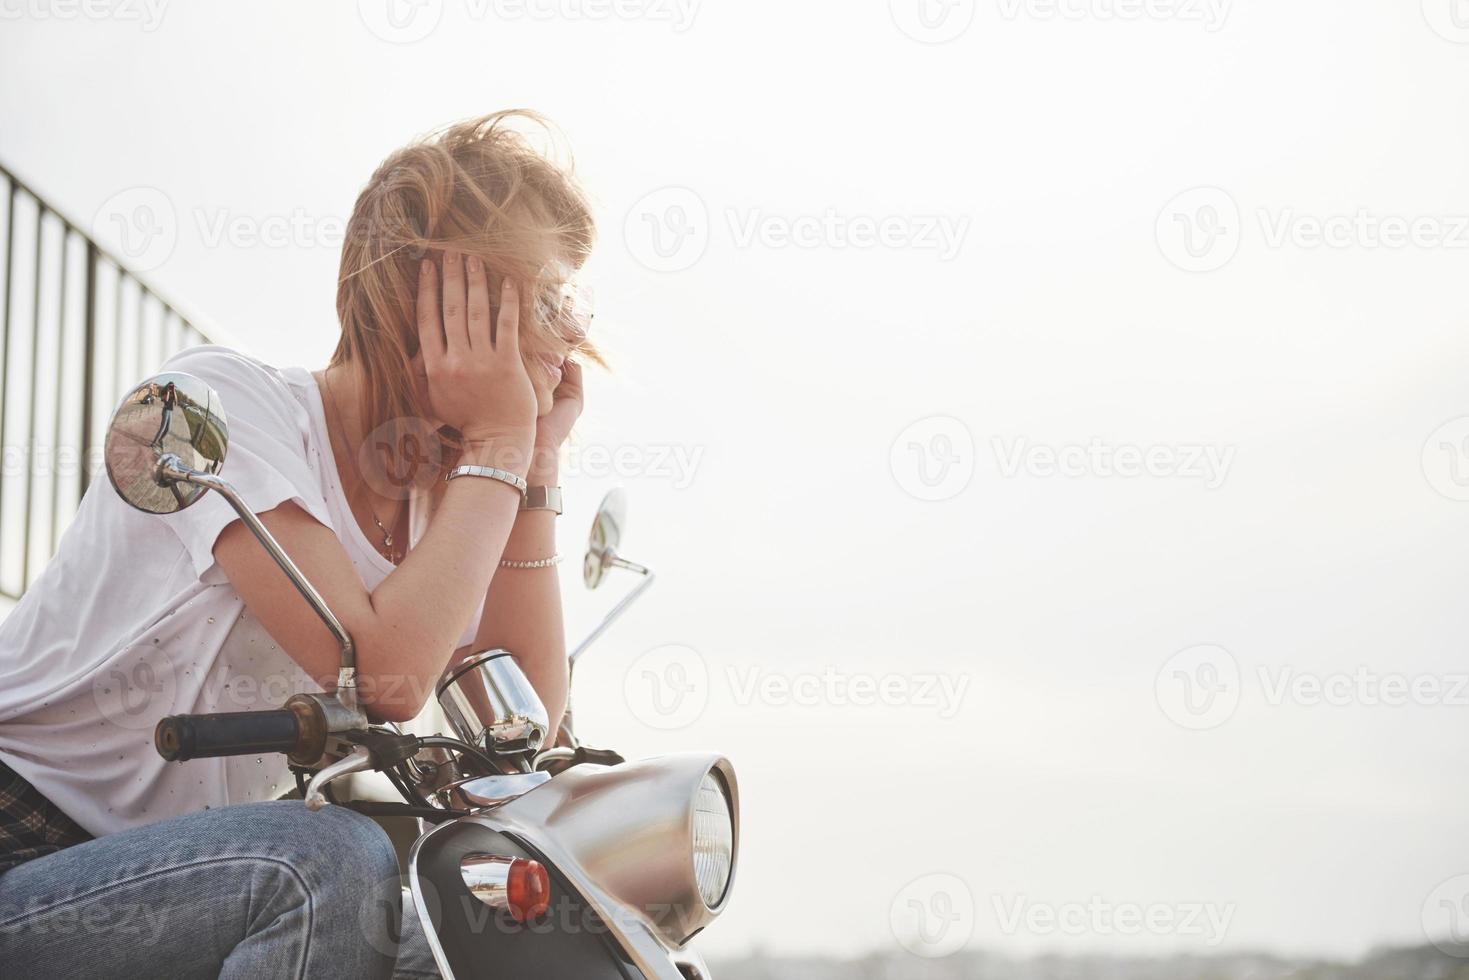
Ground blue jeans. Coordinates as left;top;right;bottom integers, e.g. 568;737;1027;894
0;801;439;979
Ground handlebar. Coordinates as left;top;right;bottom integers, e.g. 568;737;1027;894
155;697;329;764
153;696;505;815
155;709;302;762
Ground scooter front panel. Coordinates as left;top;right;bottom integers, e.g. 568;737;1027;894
409;818;645;980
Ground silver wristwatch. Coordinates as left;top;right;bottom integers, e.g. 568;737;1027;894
520;486;563;515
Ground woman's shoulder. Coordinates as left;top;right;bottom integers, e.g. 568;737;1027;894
160;345;311;436
162;344;284;386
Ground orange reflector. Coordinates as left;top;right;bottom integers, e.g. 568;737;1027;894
506;859;550;922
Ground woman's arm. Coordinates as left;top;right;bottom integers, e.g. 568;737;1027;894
460;359;583;740
214;254;541;723
214;472;519;722
467;488;569;741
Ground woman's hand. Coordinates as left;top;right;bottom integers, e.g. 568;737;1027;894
417;252;538;469
529;360;584;484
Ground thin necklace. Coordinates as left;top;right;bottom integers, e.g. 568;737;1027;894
320;369;404;564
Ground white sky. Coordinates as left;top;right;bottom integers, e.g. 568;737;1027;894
4;0;1469;964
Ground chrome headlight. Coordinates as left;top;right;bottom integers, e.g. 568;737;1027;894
693;771;734;908
489;753;740;948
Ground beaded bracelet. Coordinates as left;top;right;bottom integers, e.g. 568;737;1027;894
499;554;562;569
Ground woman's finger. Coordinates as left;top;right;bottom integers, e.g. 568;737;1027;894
494;279;521;353
416;258;445;364
554;358;583;401
441;250;469;353
465;255;491;350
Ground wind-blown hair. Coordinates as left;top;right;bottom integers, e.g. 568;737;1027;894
333;110;599;457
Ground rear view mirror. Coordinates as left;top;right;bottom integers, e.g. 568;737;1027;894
104;372;228;514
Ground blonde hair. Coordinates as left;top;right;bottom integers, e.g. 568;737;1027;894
333;110;600;456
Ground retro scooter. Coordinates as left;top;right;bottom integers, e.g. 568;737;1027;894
102;372;737;980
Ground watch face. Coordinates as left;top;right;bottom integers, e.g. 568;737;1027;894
522;486;563;514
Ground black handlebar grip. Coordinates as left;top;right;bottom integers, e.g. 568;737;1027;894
155;709;302;762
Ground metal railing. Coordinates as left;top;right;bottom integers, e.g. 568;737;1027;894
0;163;213;601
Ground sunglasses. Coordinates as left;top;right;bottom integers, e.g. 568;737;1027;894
534;274;595;351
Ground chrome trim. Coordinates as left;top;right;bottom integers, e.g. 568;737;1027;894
408;832;458;980
532;746;577;770
692;771;734;907
562;487;656;744
304;745;374;811
568;560;654;667
436;650;549;760
436;770;550;809
460;853;516;911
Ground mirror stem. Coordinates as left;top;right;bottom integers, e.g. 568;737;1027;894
568;557;656;669
608;556;650;576
157;454;360;712
561;553;656;747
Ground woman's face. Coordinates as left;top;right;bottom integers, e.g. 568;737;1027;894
523;269;593;417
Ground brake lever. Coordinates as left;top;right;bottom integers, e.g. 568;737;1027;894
304;745;375;811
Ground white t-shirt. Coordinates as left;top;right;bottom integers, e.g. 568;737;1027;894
0;345;478;838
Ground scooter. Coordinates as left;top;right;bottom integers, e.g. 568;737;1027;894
102;372;738;980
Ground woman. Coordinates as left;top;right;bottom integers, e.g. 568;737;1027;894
0;110;598;977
